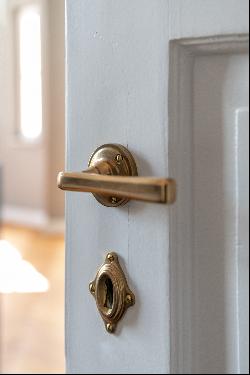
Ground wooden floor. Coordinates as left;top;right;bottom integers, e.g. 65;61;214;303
0;225;65;374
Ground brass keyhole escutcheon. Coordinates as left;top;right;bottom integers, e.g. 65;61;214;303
89;252;135;333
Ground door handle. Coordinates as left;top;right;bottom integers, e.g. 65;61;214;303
57;144;176;207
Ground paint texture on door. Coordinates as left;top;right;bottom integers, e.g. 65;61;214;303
65;1;249;373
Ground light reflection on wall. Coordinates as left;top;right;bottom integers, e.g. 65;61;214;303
0;240;49;294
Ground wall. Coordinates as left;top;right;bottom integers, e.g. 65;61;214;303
0;0;65;229
48;0;65;219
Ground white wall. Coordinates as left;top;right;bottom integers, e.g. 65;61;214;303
0;0;65;228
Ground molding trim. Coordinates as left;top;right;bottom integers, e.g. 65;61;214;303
1;205;64;234
169;34;249;374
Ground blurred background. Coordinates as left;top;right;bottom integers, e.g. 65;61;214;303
0;0;65;373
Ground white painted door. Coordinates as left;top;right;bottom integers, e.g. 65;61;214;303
64;1;249;373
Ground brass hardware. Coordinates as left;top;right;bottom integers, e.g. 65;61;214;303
89;252;135;334
58;143;176;207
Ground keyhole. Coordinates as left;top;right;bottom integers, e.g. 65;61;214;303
97;274;114;315
104;278;113;310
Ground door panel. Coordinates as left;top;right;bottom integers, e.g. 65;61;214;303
65;1;249;373
192;54;249;374
237;108;249;374
66;2;171;374
169;38;249;374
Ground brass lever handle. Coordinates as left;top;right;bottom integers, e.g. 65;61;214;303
57;144;176;207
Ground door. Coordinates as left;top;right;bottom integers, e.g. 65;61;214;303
63;1;249;373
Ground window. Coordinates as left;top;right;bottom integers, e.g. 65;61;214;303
16;4;43;141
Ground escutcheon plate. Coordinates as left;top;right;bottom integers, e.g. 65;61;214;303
89;252;135;333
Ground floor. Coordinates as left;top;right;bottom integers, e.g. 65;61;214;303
0;224;65;374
